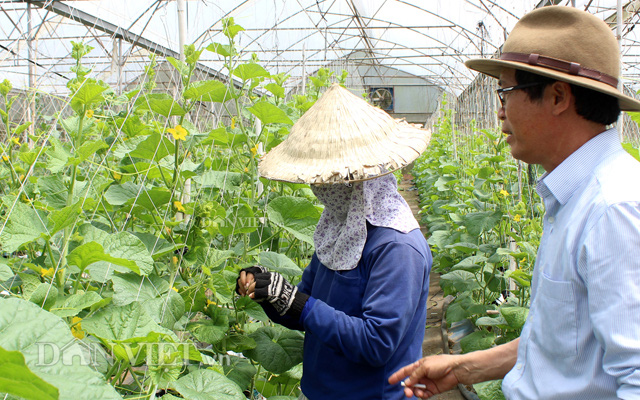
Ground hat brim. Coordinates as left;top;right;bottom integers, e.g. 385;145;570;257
465;58;640;112
259;123;431;184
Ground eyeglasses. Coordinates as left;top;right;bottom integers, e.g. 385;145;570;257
496;82;542;107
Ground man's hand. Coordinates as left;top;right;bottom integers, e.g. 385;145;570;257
236;266;309;319
388;355;461;398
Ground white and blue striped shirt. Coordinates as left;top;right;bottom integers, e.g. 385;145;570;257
502;128;640;399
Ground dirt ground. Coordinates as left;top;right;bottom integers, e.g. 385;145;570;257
398;174;466;400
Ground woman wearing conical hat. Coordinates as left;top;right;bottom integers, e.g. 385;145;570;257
237;83;433;399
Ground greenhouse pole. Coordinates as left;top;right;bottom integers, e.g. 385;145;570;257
177;0;190;222
27;2;35;146
617;0;625;140
302;42;306;94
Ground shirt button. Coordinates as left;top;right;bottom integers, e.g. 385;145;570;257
516;364;523;370
548;217;555;223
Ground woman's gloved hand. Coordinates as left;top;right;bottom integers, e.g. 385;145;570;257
236;266;309;318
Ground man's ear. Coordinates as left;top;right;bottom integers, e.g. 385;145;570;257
549;81;573;115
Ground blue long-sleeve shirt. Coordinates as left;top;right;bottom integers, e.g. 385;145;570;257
264;224;432;399
503;128;640;399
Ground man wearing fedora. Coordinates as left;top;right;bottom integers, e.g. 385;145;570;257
389;5;640;399
236;84;433;399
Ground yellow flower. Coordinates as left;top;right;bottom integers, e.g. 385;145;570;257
168;125;188;141
206;299;214;307
231;117;236;130
85;109;94;118
112;172;122;180
40;267;55;278
499;189;509;197
173;200;185;212
71;317;85;339
11;137;19;146
244;167;248;172
250;145;258;156
172;286;179;292
513;214;521;222
1;155;8;162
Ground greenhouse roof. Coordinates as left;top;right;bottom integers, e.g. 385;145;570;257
2;0;640;96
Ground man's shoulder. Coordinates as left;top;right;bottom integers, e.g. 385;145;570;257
594;150;640;204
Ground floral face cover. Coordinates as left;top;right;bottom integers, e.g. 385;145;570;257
310;173;419;271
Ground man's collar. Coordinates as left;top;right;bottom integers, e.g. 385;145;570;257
536;128;621;204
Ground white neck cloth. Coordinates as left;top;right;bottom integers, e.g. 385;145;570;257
310;173;419;271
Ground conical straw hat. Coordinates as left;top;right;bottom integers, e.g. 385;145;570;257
258;83;431;184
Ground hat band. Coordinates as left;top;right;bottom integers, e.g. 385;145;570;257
500;52;618;88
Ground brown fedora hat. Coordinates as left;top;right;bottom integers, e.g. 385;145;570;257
258;83;431;184
466;6;640;112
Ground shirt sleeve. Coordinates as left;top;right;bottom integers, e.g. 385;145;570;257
302;241;430;367
581;202;640;396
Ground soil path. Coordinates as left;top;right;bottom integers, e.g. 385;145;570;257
399;174;465;400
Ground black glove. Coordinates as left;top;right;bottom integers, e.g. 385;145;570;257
236;266;309;319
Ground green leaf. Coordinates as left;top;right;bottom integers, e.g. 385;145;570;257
38;175;68;208
13;122;32;136
0;264;13;281
233;63;269;82
67;241;140;274
440;270;482;295
166;57;189;76
199;249;235;273
499;307;529;330
50;291;103;318
48;201;83;237
0;202;48;252
264;83;285;98
68;140;108;166
144;290;185;330
45;138;71;173
70;82;107;113
266;196;320;245
0;298;123;399
206;42;233;58
460;330;495;353
463;211;503;236
220;204;256;236
445;242;479;254
28;283;58;311
475;315;508;327
0;346;59;400
248;102;293;125
135;94;186;117
243;326;304;374
183;80;236;103
451;255;487;272
235;296;269;322
187;314;228;344
131;232;178;259
127;132;175;162
170;369;244;400
473;380;506;400
111;273;171;306
258;252;302;277
18;149;39;166
209;270;237;305
82;302;173;342
193;170;243;191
